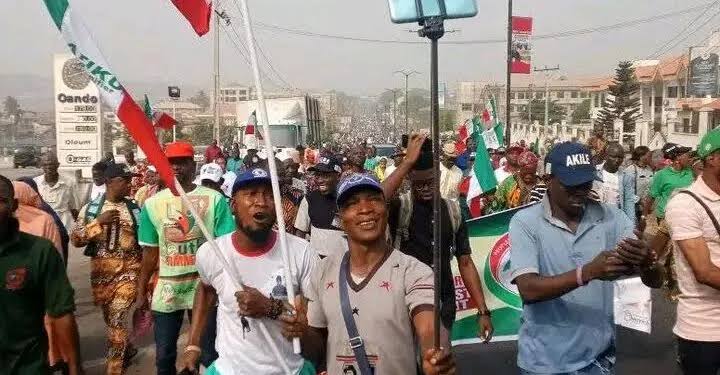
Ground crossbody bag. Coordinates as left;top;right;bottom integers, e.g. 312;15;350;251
338;252;373;375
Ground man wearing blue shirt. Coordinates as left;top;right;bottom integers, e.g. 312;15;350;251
509;142;656;375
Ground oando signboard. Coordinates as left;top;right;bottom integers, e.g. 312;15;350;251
54;53;103;177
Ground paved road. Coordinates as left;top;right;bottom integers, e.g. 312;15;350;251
0;166;684;375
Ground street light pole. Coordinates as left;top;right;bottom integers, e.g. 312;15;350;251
534;65;560;129
385;88;400;133
505;0;512;145
394;70;420;133
213;10;221;144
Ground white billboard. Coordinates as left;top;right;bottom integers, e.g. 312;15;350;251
54;53;103;177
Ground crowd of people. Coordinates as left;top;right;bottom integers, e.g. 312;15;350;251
2;126;720;375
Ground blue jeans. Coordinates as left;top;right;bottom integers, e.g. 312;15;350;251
153;307;218;375
519;355;615;375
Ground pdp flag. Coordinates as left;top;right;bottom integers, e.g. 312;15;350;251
451;206;526;344
510;17;533;74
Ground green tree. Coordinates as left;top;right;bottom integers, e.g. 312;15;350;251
595;61;640;138
529;99;566;124
3;96;19;117
189;90;211;112
571;99;592;122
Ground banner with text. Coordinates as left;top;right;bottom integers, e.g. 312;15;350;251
54;53;103;177
510;17;533;74
689;46;719;97
451;206;524;345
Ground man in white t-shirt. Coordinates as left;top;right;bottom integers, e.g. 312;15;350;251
592;142;636;224
180;168;316;375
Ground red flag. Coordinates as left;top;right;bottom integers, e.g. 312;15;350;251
153;112;177;130
117;92;177;195
510;16;533;74
171;0;212;36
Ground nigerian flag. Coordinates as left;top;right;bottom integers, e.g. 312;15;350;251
450;206;526;344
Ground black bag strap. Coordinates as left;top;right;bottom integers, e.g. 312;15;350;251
339;252;373;375
678;190;720;234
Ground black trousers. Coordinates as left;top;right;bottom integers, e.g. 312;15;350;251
677;336;720;375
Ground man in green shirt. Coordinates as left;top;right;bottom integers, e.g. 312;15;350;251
0;175;83;375
646;143;695;221
136;142;236;375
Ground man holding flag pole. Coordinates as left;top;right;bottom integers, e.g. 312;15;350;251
41;0;307;373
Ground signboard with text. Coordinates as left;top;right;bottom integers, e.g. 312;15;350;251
511;17;533;74
54;54;103;177
689;47;719;97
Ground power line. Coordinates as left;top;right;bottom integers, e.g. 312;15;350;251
230;0;293;89
218;19;286;89
648;0;720;58
654;7;720;58
252;3;714;46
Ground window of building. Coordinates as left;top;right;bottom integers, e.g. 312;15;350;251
570;91;579;98
557;91;565;99
580;92;588;98
667;86;678;98
510;93;516;99
675;114;699;134
679;85;686;98
227;97;237;102
461;103;472;111
518;92;525;99
536;92;544;99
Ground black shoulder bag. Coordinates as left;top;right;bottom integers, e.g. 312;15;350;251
677;190;720;233
339;251;373;375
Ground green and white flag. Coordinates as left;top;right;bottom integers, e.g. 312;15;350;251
43;0;177;193
451;206;526;344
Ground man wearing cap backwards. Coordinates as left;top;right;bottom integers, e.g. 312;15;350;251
281;172;456;375
644;142;695;223
293;155;346;258
665;129;720;374
135;141;236;375
70;163;143;375
440;142;463;200
509;142;656;375
179;168;317;375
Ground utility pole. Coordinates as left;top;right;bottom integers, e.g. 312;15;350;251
534;65;560;129
527;83;533;123
505;0;512;145
395;70;420;133
213;10;222;144
386;88;400;133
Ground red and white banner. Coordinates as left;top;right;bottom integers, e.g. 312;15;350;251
510;16;533;74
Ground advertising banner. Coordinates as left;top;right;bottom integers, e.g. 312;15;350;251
54;53;103;177
451;206;524;344
511;17;533;74
689;47;719;97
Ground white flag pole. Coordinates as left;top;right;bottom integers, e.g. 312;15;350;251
173;180;293;374
235;0;302;355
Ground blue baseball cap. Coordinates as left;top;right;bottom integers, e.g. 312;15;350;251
231;168;271;196
545;142;595;187
336;173;384;206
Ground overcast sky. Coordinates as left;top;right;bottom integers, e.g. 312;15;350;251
1;0;716;95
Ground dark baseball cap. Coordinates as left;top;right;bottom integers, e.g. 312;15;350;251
662;143;692;160
231;168;272;196
545;142;596;187
104;163;140;179
336;173;384;207
308;155;342;173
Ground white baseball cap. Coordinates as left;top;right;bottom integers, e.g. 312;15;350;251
220;171;237;198
197;163;224;183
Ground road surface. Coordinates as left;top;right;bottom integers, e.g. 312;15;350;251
0;166;683;375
